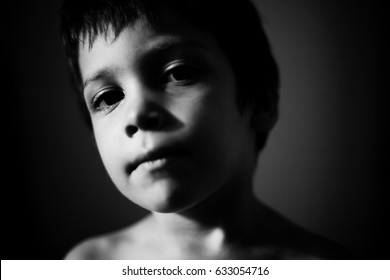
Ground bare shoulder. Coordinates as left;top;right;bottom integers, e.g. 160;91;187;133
65;216;152;260
64;235;110;260
248;204;354;260
64;231;127;259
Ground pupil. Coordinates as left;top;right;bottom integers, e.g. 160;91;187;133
172;66;196;81
104;91;123;105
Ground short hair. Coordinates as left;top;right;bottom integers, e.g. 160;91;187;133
60;0;279;150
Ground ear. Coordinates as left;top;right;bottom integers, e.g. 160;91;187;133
250;90;278;133
251;110;277;133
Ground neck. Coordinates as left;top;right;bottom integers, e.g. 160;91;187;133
151;178;260;249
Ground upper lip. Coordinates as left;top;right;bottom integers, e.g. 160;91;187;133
126;145;190;173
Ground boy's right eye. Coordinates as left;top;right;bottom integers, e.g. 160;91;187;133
92;88;125;113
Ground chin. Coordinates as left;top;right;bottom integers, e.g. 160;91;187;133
133;198;189;214
119;171;218;214
137;193;199;214
128;184;206;214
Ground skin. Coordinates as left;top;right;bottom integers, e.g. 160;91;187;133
66;10;350;260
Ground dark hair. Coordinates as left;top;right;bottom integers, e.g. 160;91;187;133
60;0;279;150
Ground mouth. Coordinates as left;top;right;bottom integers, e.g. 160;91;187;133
126;146;191;174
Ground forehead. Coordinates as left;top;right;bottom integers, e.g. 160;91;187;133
78;9;225;82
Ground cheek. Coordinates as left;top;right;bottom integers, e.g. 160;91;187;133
172;82;234;128
93;122;126;185
183;83;247;142
178;86;252;175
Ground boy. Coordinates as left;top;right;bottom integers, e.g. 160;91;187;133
61;0;350;259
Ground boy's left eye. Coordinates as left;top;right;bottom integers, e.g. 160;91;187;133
162;63;201;85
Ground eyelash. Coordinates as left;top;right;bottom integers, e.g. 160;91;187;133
91;87;125;113
161;61;201;86
89;62;202;114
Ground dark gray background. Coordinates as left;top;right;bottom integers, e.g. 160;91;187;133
3;0;388;259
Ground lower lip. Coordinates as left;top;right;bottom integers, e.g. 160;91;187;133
138;156;186;172
140;158;168;170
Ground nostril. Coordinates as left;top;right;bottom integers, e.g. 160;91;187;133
126;125;138;137
125;109;168;137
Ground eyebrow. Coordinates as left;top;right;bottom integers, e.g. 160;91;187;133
149;37;208;53
83;67;114;89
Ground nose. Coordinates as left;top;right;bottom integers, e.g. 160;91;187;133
126;106;168;137
124;89;169;138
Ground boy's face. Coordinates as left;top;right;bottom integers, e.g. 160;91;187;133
78;10;257;213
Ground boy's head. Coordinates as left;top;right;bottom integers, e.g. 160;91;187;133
61;0;279;149
60;0;279;213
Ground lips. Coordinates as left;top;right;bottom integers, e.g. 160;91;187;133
126;146;190;174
